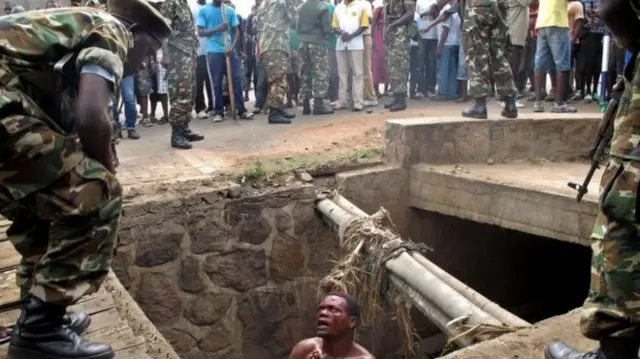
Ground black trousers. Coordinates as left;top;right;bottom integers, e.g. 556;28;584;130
194;54;213;113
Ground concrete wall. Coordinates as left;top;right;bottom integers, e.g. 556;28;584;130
113;184;402;359
384;114;600;167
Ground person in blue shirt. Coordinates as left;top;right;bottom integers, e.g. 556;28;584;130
197;0;253;121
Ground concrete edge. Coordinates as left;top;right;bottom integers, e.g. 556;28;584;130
103;270;180;359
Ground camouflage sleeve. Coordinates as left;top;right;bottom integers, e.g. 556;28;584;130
286;0;297;26
404;0;416;14
74;22;132;86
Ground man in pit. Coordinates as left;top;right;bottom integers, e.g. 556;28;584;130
289;293;374;359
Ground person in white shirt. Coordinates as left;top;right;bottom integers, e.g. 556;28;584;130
332;0;371;111
434;0;460;100
409;13;422;98
416;0;438;97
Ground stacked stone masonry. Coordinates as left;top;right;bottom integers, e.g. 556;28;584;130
113;185;402;359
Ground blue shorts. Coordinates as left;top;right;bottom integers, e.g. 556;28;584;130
457;44;468;80
534;26;571;72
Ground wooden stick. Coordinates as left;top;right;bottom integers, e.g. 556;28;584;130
221;5;238;121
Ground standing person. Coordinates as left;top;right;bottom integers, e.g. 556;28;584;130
297;0;335;115
112;56;141;140
150;48;171;123
326;0;340;102
372;4;388;97
434;0;460;101
193;0;214;120
409;13;422;99
581;0;604;104
531;0;575;113
197;0;254;122
417;0;438;98
362;0;378;107
289;293;374;359
383;0;416;112
245;4;259;102
0;2;171;358
160;0;205;149
568;0;585;101
258;0;298;124
461;0;518;118
332;0;370;111
506;0;530;107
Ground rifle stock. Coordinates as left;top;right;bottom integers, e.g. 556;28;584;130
567;94;618;202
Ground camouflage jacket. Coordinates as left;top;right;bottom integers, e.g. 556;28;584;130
612;52;640;159
160;0;197;54
385;0;416;21
258;0;297;55
0;8;131;200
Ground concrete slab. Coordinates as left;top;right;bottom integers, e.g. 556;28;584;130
384;113;601;167
410;162;601;245
440;309;596;359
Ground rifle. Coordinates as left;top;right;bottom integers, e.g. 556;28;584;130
567;84;622;202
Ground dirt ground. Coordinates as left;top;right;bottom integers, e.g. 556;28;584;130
116;98;602;197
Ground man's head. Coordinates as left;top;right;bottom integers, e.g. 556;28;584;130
316;293;361;339
108;0;172;76
3;3;12;14
85;0;101;7
197;0;206;5
70;0;82;6
10;5;24;13
45;0;60;8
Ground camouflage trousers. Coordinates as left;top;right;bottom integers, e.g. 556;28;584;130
463;3;516;98
0;124;123;306
386;25;410;96
299;42;329;100
167;46;196;126
262;50;290;110
581;156;640;340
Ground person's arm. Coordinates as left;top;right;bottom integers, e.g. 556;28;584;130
333;10;343;36
344;5;370;41
388;0;416;27
321;7;332;36
197;8;227;37
436;14;449;56
420;7;450;33
571;17;584;42
289;340;317;359
229;10;240;55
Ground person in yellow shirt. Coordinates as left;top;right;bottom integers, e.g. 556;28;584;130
532;0;578;113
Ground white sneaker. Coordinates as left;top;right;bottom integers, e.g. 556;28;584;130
212;115;224;123
197;111;208;119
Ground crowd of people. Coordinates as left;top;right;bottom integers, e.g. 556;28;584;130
11;0;613;151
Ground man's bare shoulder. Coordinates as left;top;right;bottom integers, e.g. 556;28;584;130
354;343;375;358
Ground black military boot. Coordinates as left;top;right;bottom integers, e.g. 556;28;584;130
268;108;292;124
313;98;334;115
171;124;192;149
282;109;296;119
389;95;407;112
9;296;114;359
545;339;639;359
461;97;488;119
384;96;398;109
65;312;91;335
501;96;518;119
182;126;204;142
302;99;311;115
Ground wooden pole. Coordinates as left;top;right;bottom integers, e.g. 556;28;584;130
221;5;238;121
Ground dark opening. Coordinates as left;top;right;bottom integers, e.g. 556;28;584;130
408;209;591;327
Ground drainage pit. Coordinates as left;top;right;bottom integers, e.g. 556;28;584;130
112;182;592;359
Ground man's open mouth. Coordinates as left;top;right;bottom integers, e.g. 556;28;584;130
316;319;329;329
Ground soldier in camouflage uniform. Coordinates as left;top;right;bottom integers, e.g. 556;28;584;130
296;0;334;116
160;0;205;149
383;0;416;112
258;0;298;124
461;0;518;119
0;2;171;358
544;3;640;358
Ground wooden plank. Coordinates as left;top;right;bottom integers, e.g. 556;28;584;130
0;293;115;327
115;345;153;359
84;308;121;334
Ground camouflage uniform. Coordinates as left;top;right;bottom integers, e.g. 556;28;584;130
385;0;415;96
160;0;204;148
462;0;516;99
297;0;332;102
580;53;640;341
258;0;297;110
0;8;128;306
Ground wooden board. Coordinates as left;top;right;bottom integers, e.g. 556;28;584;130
0;242;19;272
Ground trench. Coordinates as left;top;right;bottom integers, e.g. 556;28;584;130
112;181;592;359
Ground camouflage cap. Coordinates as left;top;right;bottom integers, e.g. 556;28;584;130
107;0;172;40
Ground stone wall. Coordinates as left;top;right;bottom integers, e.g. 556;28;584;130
113;184;402;359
